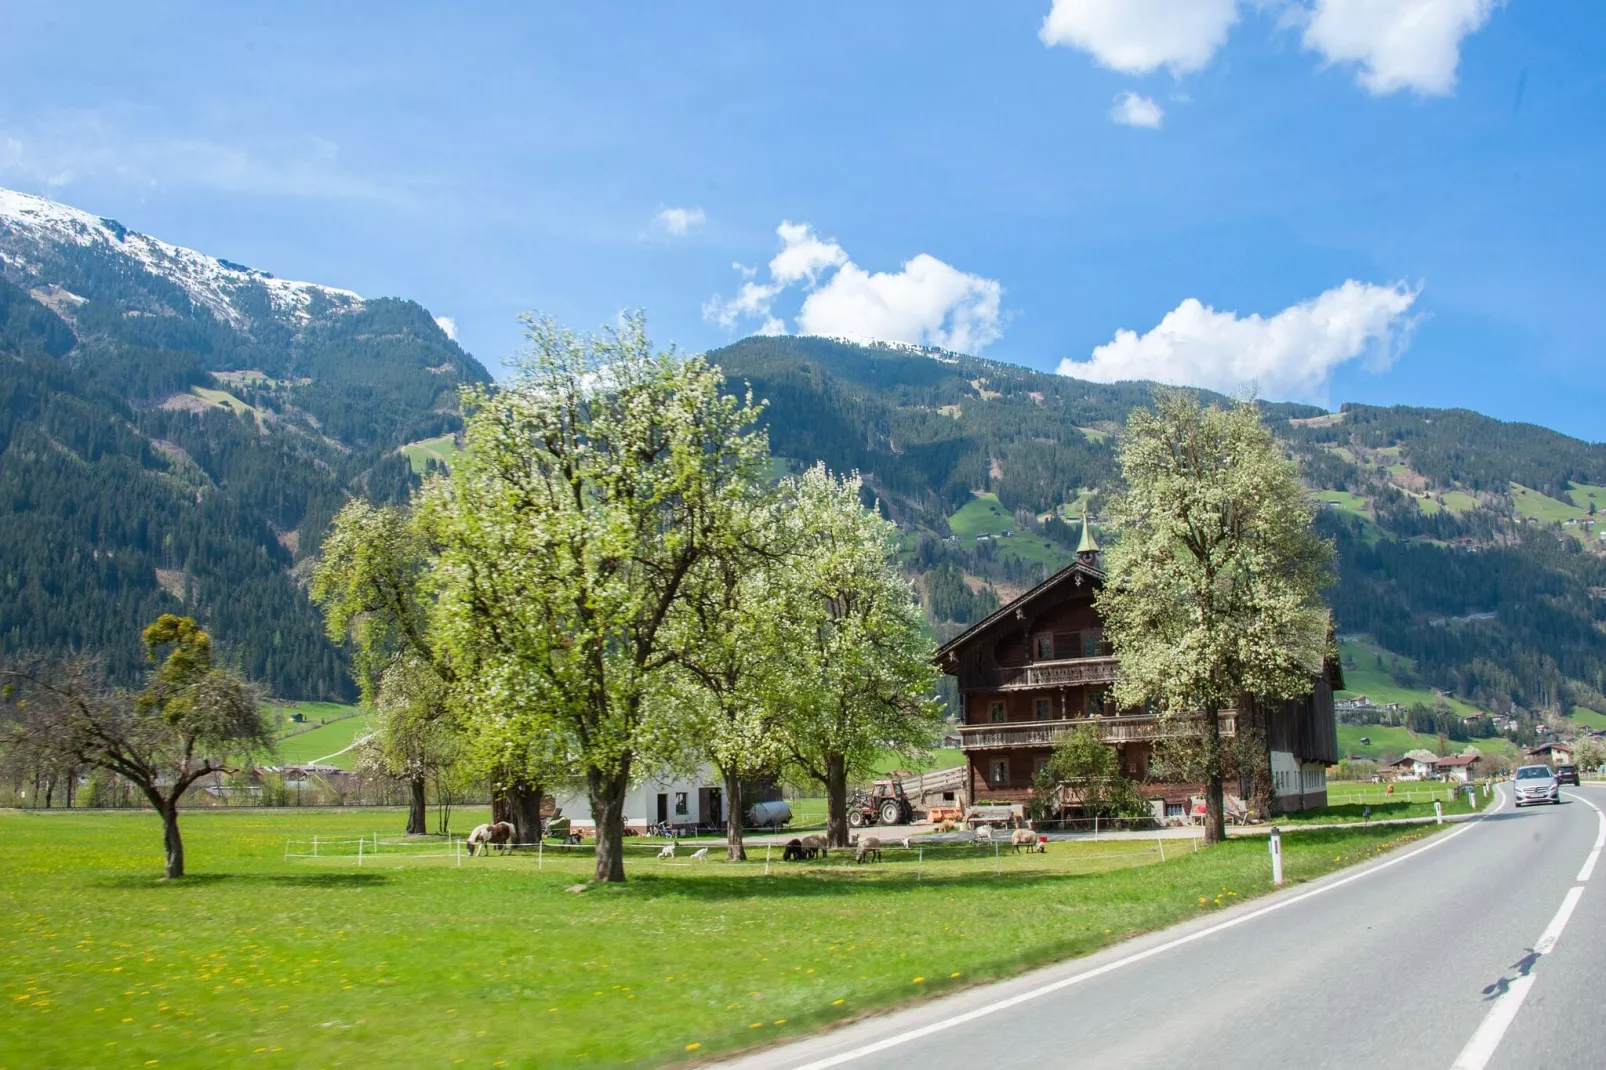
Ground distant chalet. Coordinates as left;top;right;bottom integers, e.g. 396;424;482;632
933;533;1340;818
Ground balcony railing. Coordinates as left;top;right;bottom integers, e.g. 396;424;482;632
957;711;1238;751
987;656;1118;691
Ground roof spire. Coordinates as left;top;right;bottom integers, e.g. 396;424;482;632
1076;501;1099;563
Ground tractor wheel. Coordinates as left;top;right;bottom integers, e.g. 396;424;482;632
880;800;902;825
848;809;867;828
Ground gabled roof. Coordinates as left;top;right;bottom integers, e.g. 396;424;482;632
1434;754;1479;766
932;557;1104;664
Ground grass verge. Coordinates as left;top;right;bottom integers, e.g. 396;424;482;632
1;808;1438;1069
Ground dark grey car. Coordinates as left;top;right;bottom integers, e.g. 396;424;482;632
1514;764;1560;806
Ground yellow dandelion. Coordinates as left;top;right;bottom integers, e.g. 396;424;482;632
686;1043;702;1052
913;977;924;984
750;1022;763;1029
833;998;846;1006
950;972;962;978
774;1019;787;1025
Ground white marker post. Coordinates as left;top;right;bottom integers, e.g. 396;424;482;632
1435;800;1444;825
1268;827;1283;886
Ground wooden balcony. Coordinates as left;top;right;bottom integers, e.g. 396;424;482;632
987;656;1118;691
957;711;1238;752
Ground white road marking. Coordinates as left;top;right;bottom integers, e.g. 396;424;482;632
775;796;1501;1070
1449;789;1603;1070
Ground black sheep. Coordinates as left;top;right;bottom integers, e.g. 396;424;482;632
782;838;805;862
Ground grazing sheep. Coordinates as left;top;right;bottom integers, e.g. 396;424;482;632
800;834;827;860
974;824;994;843
657;844;676;860
782;838;805;862
690;847;709;861
854;836;882;864
467;823;494;857
1011;828;1045;854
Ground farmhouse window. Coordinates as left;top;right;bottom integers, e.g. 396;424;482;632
1087;687;1106;717
990;759;1009;786
1034;697;1052;721
1034;635;1054;660
1082;629;1102;657
989;700;1006;723
674;792;688;815
1034;755;1051;778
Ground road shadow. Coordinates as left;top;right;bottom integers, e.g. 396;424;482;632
89;872;391;890
1481;947;1540;1001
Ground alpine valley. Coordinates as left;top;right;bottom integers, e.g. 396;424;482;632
4;187;1605;743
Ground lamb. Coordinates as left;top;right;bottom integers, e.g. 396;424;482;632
1011;828;1045;854
690;847;709;861
800;834;827;860
854;835;882;864
974;824;994;843
782;838;806;862
657;844;676;860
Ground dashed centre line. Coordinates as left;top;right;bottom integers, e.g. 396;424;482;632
1449;789;1606;1070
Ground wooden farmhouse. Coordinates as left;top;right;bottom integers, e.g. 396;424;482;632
933;524;1341;819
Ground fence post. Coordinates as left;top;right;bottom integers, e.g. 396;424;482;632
917;847;923;882
313;835;318;858
1268;827;1283;886
456;836;462;867
1434;801;1443;825
1157;835;1165;862
538;839;544;871
994;840;1000;876
1093;814;1099;841
283;838;290;862
764;844;771;876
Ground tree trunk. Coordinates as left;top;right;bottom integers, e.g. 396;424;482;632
1203;707;1226;845
506;780;544;847
160;801;185;879
406;774;427;835
588;761;632;883
825;753;850;849
723;767;746;862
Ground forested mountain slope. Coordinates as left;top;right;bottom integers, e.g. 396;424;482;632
708;335;1606;726
0;188;489;697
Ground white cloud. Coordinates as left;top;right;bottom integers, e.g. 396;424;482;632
1056;280;1420;401
1039;0;1240;75
1300;0;1501;96
705;221;1005;352
1109;92;1165;128
656;206;706;235
433;315;457;341
768;221;848;284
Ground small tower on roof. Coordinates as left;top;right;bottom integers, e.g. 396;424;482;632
1076;502;1100;565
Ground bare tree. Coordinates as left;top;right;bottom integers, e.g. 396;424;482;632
0;616;269;878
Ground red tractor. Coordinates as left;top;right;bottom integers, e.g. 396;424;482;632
847;779;915;828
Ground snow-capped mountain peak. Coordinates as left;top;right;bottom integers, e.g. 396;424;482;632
0;186;362;329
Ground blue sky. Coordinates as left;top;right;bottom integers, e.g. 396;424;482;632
3;2;1603;438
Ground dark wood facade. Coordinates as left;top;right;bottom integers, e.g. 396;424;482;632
934;557;1341;817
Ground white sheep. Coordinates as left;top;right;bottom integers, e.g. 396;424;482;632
657;844;676;860
854;835;882;864
974;824;994;843
1011;828;1045;854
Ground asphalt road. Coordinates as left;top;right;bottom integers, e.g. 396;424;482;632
721;783;1606;1070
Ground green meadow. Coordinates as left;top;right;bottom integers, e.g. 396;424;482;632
1;808;1432;1069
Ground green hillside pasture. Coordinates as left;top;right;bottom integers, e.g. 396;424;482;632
1440;490;1478;513
1337;638;1482;719
400;434;461;474
1509;482;1586;524
1566;482;1606;514
947;493;1075;570
189;386;257;418
1570;706;1606;731
274;710;370;768
0;808;1435;1070
1336;724;1517;763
